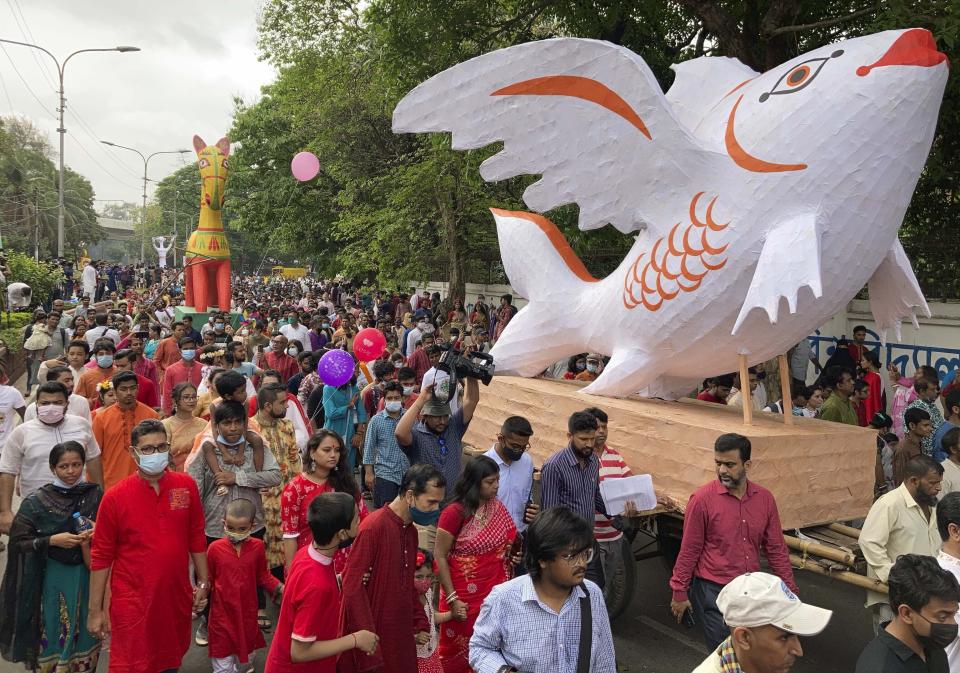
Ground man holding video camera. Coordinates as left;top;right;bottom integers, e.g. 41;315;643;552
396;365;481;550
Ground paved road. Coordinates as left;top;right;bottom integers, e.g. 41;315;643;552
88;552;873;673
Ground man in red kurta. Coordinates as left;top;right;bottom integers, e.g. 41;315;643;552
130;332;160;390
153;322;187;383
89;418;209;673
161;336;203;416
263;335;299;385
114;349;160;411
339;464;443;673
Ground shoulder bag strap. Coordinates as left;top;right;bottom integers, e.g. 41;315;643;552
576;583;592;673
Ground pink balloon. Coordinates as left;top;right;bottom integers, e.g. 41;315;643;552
353;328;387;362
291;151;320;182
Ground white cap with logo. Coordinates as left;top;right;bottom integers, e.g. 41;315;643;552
716;572;833;636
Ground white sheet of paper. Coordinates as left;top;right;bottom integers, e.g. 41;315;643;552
600;474;657;515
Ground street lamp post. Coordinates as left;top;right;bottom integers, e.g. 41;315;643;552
0;38;140;257
173;189;179;267
99;143;190;262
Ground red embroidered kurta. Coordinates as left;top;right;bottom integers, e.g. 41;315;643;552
264;351;299;385
90;470;207;673
339;506;429;673
208;537;281;662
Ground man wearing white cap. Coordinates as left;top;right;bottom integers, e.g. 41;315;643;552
692;572;832;673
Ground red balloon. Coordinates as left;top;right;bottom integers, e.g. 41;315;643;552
353;328;387;362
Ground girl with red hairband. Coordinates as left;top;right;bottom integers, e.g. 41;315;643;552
415;548;451;673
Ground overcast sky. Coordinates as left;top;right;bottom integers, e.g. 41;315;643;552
0;0;275;210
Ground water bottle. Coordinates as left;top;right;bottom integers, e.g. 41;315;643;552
72;512;94;533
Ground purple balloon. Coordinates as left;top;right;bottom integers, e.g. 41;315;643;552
317;349;355;387
291;151;320;182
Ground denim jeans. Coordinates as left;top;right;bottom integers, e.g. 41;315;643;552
373;477;400;509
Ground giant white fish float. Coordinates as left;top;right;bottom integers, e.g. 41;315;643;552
393;29;949;399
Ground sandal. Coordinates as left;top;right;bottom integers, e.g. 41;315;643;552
258;615;272;632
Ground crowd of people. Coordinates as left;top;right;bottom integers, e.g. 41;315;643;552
2;266;960;673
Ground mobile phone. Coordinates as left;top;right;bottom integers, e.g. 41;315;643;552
682;608;696;628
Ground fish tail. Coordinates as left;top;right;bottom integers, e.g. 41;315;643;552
488;209;596;376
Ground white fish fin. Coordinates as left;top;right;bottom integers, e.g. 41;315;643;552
868;239;930;344
489;303;588;378
488;208;595;377
732;213;822;335
491;209;597;300
666;56;759;132
581;348;659;398
393;38;724;237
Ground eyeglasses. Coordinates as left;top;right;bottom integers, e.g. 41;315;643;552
136;442;170;455
561;547;595;566
179;395;198;401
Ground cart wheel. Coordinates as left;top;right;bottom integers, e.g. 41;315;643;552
602;536;637;621
656;514;684;572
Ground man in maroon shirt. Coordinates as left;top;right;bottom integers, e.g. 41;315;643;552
696;374;734;405
668;433;798;651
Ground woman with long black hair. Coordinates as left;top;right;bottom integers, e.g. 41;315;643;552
434;455;517;673
0;441;102;671
280;429;368;576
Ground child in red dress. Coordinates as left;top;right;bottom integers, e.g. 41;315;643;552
207;498;282;673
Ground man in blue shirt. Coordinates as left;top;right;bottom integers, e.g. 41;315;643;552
541;410;607;587
484;415;538;532
469;507;616;673
363;381;410;508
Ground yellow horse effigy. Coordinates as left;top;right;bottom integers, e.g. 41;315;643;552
184;135;231;312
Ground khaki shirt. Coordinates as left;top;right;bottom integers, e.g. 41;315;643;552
860;483;940;607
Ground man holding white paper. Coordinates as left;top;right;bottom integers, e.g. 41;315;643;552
584;407;639;584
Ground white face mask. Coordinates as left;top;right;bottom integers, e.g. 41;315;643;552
385;400;403;413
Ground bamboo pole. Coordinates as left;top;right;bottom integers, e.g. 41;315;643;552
738;354;752;425
828;522;864;539
778;353;794;424
783;534;856;567
790;554;887;594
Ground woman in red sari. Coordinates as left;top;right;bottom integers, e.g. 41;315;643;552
860;350;886;424
435;456;517;673
280;429;367;576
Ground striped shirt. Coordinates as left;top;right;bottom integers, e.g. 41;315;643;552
540;445;606;524
595;445;632;542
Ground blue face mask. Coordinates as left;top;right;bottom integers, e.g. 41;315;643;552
181;349;196;361
97;355;114;368
409;503;441;526
214;323;225;331
136;450;168;475
217;434;246;447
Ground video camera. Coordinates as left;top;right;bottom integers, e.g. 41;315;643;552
435;343;495;386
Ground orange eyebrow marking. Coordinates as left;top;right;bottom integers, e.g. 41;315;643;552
492;75;652;140
725;95;807;173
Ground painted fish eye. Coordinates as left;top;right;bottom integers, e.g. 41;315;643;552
198;158;210;168
221;158;229;168
759;49;844;102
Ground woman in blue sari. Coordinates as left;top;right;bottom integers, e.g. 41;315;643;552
0;441;102;672
322;374;368;470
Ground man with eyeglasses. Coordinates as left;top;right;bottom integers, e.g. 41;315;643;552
484;416;539;532
469;506;616;673
88;418;210;673
92;370;159;490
